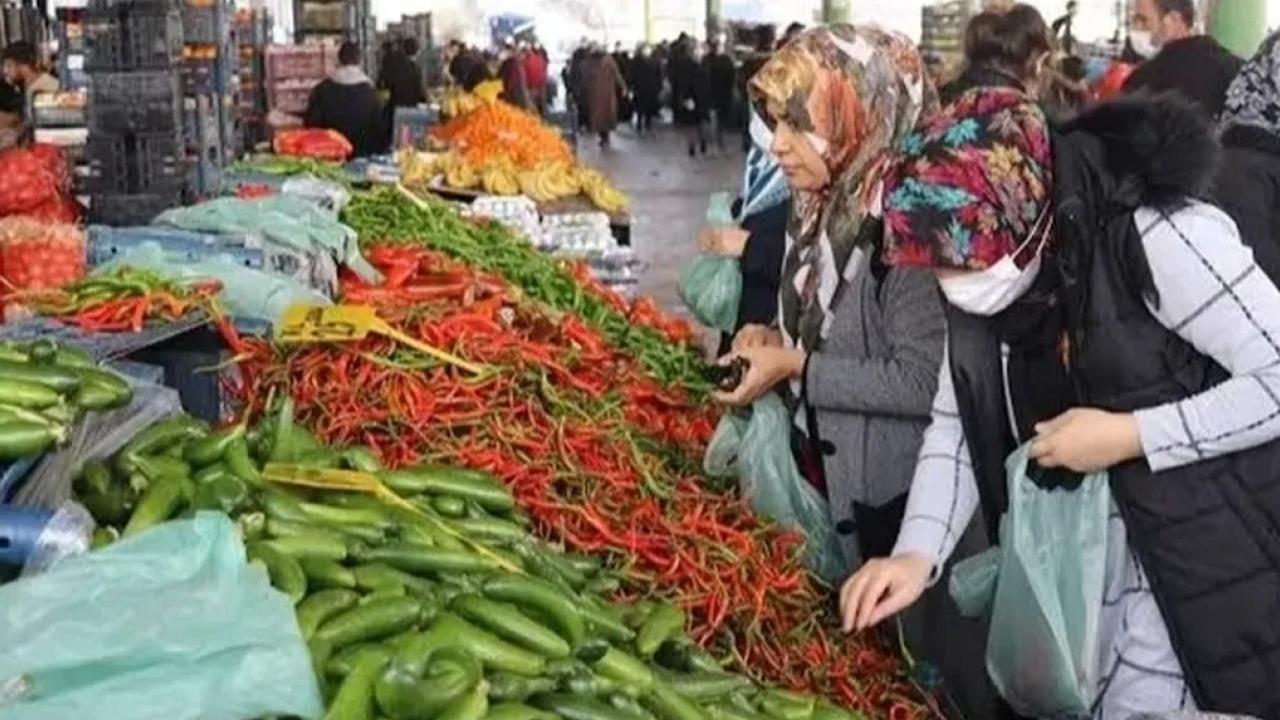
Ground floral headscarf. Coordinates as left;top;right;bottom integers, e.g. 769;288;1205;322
882;87;1052;270
1222;30;1280;136
750;24;934;352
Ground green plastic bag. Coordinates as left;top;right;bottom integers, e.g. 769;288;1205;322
704;394;846;582
679;254;743;332
0;513;324;720
949;444;1109;718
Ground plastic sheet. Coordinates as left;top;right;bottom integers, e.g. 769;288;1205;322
0;513;324;720
949;444;1109;718
704;394;845;582
12;376;183;510
93;243;332;327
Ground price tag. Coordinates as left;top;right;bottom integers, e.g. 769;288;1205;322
275;303;487;376
276;304;381;343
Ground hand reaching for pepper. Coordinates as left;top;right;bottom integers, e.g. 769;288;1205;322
712;345;806;407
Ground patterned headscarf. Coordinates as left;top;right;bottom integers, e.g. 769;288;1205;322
750;24;934;351
1222;30;1280;136
882;87;1052;270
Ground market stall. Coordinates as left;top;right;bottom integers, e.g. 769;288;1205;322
0;124;937;719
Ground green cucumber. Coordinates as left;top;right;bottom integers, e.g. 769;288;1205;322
264;533;350;562
379;465;515;511
301;558;358;590
247;540;308;603
453;595;571;659
325;646;391;720
354;544;497;576
422;612;546;676
482;575;584;649
298;589;360;638
0;358;81;392
532;693;636;720
0;420;62;460
316;596;424;649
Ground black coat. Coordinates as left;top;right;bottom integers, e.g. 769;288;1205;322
304;76;385;157
378;50;425;108
951;94;1280;717
736;200;788;330
1214;124;1280;286
670;56;710;125
706;52;736;114
1124;35;1242;119
630;56;663;115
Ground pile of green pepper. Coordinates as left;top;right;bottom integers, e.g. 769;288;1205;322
0;339;132;462
341;188;712;395
79;405;866;720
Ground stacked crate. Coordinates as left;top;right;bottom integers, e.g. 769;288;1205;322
234;8;270;151
83;0;187;226
264;44;336;132
292;0;375;75
921;0;977;80
180;0;237;196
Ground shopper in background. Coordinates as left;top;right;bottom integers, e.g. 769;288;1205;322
497;39;530;110
377;37;427;147
778;22;805;50
631;43;663;136
581;44;627;148
700;105;791;355
0;80;23;149
849;78;1280;716
1124;0;1241;118
738;24;776;151
672;41;711;157
612;43;634;127
446;40;490;92
304;42;384;157
1214;29;1280;285
523;40;549;115
2;41;57;127
942;4;1051;103
705;38;736;153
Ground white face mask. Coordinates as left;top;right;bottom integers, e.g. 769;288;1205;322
939;208;1052;317
1129;29;1161;59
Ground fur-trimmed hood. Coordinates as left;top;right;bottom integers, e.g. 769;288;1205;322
1055;92;1219;212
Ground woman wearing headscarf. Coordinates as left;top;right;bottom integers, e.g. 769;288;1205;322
844;82;1280;717
1214;30;1280;285
699;106;790;355
714;26;1002;719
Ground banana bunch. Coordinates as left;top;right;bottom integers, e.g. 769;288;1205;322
442;87;484;118
576;166;630;214
481;160;521;196
396;149;440;188
517;162;580;203
441;154;480;190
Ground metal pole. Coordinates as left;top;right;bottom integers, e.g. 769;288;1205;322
644;0;653;43
822;0;851;23
705;0;720;41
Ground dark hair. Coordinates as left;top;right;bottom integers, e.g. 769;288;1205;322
784;22;804;37
1155;0;1195;26
2;41;37;68
402;37;420;56
754;24;776;52
964;4;1052;75
338;42;361;66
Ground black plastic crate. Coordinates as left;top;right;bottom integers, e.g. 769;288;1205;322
181;4;225;45
88;70;183;133
90;191;183;226
83;5;183;71
87;132;188;194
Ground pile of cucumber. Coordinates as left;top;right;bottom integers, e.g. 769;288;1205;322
0;339;133;461
77;404;867;720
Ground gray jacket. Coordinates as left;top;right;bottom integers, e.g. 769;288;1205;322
800;251;945;569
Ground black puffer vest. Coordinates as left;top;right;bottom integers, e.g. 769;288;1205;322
949;96;1280;717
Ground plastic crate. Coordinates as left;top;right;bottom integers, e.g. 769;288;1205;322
87;225;265;270
83;6;183;71
0;505;55;567
0;315;209;361
267;81;315;115
183;55;235;95
181;3;225;45
88;70;183;133
265;44;331;81
86;131;188;194
90;192;183;226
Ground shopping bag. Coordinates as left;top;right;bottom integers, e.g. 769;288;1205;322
704;393;845;581
679;192;744;333
0;513;324;720
949;444;1109;718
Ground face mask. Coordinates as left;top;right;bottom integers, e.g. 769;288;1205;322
939;208;1052;316
1129;29;1161;59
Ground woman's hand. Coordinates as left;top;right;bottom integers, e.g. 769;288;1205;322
712;345;805;407
698;227;750;257
1031;408;1142;473
732;324;782;351
839;553;933;632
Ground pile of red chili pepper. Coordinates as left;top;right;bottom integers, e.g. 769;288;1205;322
11;266;223;333
229;244;938;720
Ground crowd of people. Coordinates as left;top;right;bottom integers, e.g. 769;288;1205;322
698;0;1280;718
302;38;429;156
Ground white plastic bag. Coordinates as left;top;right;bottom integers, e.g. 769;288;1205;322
949;444;1109;717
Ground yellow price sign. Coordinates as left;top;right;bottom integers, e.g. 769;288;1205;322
275;303;487;376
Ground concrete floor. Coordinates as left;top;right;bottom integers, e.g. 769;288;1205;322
575;124;746;320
